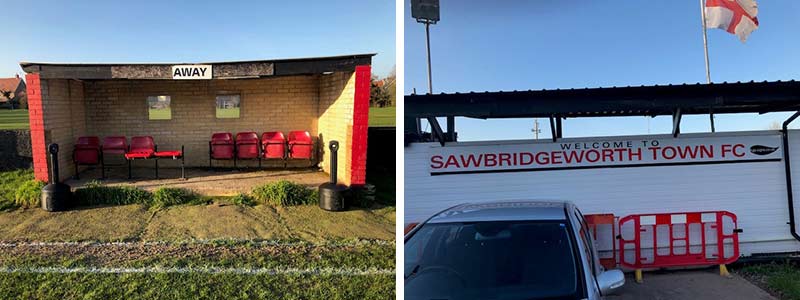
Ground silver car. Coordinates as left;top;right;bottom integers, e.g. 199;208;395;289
405;201;625;300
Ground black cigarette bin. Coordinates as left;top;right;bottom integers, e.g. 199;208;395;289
41;143;72;212
319;140;349;211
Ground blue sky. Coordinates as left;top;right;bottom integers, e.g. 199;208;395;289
404;0;800;141
1;0;395;78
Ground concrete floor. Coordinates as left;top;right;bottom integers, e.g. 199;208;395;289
65;166;330;196
607;269;775;300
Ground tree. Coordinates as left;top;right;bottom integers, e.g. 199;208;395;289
384;66;396;106
369;65;396;108
370;80;392;107
0;89;16;110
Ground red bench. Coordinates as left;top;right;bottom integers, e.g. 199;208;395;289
73;136;101;179
206;130;315;170
125;136;184;179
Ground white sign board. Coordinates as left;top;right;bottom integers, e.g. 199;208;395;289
428;134;782;175
172;65;212;80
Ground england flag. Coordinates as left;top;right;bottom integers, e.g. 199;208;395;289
705;0;759;42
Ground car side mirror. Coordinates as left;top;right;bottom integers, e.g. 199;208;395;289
597;269;625;295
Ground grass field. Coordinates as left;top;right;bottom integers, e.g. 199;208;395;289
738;262;800;299
148;108;171;120
369;107;395;127
0;169;395;298
0;109;29;129
0;240;394;299
216;107;240;118
0;203;395;242
0;273;393;299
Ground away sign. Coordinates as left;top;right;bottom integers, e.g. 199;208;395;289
172;65;212;80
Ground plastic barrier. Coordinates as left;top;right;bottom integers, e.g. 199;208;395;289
584;214;617;270
618;211;740;273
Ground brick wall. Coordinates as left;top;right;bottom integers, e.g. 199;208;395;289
82;76;320;169
47;79;86;182
318;72;356;185
30;72;369;186
25;74;47;181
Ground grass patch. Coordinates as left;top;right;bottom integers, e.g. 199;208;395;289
368;107;395;127
739;262;800;299
272;205;395;242
215;107;240;118
0;205;151;242
0;109;29;129
230;193;255;206
0;273;394;300
0;169;35;210
74;181;152;207
148;108;171;120
152;187;203;208
73;183;204;209
252;180;317;206
14;180;44;209
142;204;293;241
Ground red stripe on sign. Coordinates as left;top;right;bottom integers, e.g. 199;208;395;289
656;214;671;225
686;213;702;224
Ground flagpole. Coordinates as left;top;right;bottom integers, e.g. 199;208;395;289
700;0;716;132
701;0;711;83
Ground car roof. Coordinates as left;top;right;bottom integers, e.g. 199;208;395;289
427;200;570;224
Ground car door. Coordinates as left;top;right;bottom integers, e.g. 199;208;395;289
569;206;602;298
575;208;603;275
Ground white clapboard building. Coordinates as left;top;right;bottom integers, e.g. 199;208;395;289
404;81;800;257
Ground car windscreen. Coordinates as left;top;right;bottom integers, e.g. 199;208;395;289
405;220;582;300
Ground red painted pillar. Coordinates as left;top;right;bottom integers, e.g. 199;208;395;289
26;73;48;182
350;65;371;186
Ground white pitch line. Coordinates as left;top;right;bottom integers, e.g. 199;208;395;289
0;266;395;276
0;239;394;248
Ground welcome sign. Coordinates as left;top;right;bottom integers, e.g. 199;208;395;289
172;65;212;79
428;134;783;175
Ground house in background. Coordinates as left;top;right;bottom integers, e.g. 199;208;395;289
0;74;27;109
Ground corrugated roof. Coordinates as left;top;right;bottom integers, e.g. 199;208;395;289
405;80;800;119
19;53;377;68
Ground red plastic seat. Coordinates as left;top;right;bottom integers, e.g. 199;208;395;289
210;132;234;160
125;136;155;160
99;136;128;179
154;150;182;158
261;132;286;159
155;145;186;180
74;136;100;164
102;136;128;155
288;131;313;160
125;136;156;179
236;132;260;159
73;136;101;179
